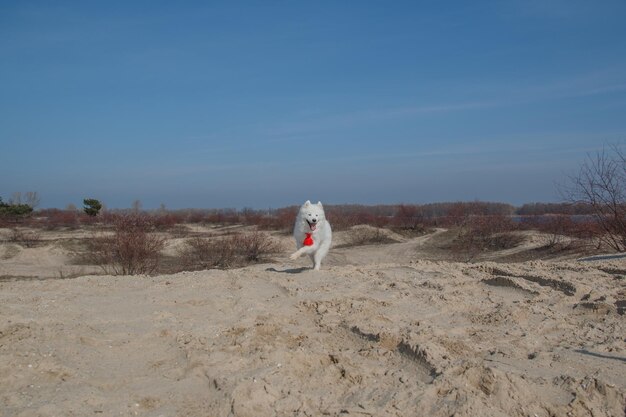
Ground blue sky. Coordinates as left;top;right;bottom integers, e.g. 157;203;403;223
1;1;625;209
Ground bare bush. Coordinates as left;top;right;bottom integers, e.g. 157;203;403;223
256;207;299;233
86;214;166;275
516;202;595;216
7;228;41;248
38;209;81;230
565;145;626;252
240;231;282;262
434;201;516;227
391;204;424;230
24;192;40;209
324;205;390;230
450;215;523;260
179;237;236;269
179;231;281;270
542;217;570;249
524;215;578;249
152;213;181;231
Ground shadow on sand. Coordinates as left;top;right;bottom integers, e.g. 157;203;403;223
578;253;626;262
574;349;626;363
266;267;311;274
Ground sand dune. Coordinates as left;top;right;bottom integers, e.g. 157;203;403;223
1;231;625;416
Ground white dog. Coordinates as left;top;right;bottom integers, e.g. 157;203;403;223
289;200;332;270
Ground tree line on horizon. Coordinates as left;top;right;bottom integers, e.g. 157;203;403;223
3;199;596;221
2;144;626;252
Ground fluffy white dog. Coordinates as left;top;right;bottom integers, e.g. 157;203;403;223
289;200;332;270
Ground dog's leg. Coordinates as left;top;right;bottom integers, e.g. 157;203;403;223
313;251;323;270
313;241;331;270
289;246;309;260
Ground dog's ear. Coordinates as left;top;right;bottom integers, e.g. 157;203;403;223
317;201;323;208
304;200;311;206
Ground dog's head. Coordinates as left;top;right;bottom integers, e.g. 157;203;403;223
298;200;326;232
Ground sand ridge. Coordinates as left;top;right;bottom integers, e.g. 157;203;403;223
1;253;624;416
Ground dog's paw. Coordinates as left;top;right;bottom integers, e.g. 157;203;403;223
289;252;299;260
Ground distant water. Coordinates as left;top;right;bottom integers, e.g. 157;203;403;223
512;215;594;223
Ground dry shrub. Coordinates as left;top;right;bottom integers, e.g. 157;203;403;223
204;209;238;224
435;201;515;227
38;209;80;230
152;213;181;230
326;209;388;231
521;215;600;251
532;215;576;249
340;226;398;247
256;207;299;233
565;145;626;252
179;231;280;270
0;216;10;228
86;214;166;275
391;204;424;229
389;205;428;237
450;215;523;259
571;219;604;250
7;228;41;248
484;232;525;250
167;224;191;238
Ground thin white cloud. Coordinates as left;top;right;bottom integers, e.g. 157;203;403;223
259;65;626;139
280;133;616;166
564;83;626;98
485;66;626;104
261;100;494;138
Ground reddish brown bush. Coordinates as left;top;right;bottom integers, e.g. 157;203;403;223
523;215;577;248
254;207;299;232
519;213;606;250
450;214;523;259
39;209;81;230
516;202;595;216
152;213;181;230
390;204;426;232
204;209;238;224
572;219;602;241
325;207;389;230
276;207;300;231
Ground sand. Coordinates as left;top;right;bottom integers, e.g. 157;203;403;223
1;229;625;416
